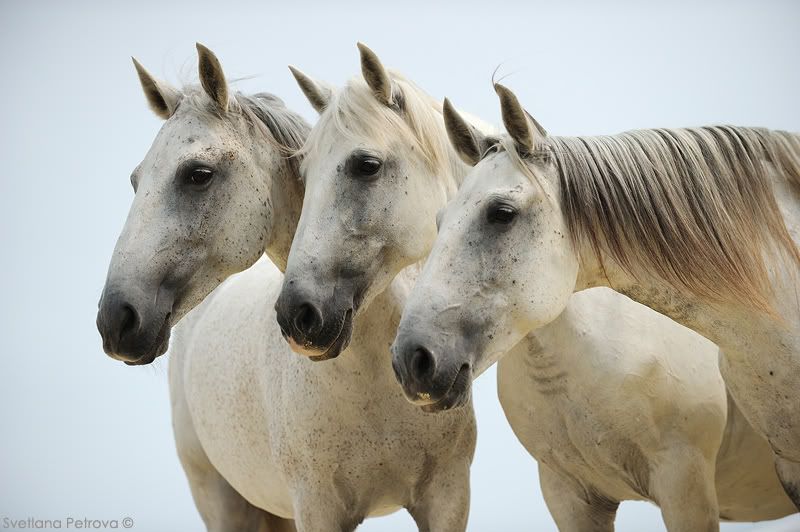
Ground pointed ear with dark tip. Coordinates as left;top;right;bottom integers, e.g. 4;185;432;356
196;42;228;112
495;83;546;153
288;65;332;114
132;57;180;120
357;42;394;107
443;98;489;167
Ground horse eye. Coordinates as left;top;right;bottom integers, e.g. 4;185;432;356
487;204;518;225
354;156;382;178
185;167;214;188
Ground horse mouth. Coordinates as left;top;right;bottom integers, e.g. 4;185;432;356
420;364;473;413
122;312;172;366
309;308;354;361
283;307;354;361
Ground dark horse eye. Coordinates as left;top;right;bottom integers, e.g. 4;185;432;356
487;204;518;225
354;156;382;178
185;167;214;188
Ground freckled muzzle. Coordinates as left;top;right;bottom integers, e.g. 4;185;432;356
96;283;175;365
391;325;473;412
274;280;357;361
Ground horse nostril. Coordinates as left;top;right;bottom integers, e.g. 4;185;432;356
410;347;436;381
118;304;140;339
294;303;322;337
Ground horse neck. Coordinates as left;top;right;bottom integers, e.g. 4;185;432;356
576;251;789;364
565;129;800;364
257;144;304;272
330;270;411;377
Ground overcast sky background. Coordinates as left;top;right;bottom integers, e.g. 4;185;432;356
1;1;798;530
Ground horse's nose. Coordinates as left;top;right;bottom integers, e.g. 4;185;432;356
275;281;357;358
410;346;436;382
294;302;323;338
97;296;141;361
393;343;438;392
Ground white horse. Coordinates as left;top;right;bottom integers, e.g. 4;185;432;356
392;83;800;515
97;44;475;531
275;45;796;530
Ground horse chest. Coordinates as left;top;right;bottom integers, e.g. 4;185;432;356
184;330;296;517
271;363;474;487
498;352;651;502
184;324;474;519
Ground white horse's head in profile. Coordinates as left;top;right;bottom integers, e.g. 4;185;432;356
97;44;307;365
274;43;469;361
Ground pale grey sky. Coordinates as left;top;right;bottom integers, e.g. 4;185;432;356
0;1;798;530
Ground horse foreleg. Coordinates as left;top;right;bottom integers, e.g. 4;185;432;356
775;455;800;510
537;464;618;532
407;458;471;532
651;445;719;532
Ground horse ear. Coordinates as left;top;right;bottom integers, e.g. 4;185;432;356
196;43;228;112
357;42;394;107
495;83;546;153
132;57;180;120
443;98;489;167
288;66;332;114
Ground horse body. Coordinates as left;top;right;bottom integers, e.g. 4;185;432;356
171;258;474;529
499;288;795;530
578;164;800;499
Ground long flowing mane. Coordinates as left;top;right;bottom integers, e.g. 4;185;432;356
518;126;800;312
297;71;474;185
